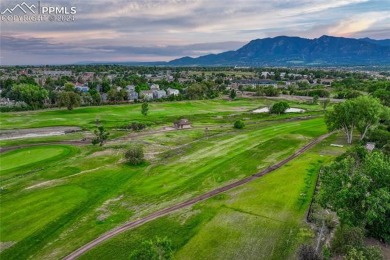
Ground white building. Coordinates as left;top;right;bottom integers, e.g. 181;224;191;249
167;88;180;96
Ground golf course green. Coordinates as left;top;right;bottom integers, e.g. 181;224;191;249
0;99;343;259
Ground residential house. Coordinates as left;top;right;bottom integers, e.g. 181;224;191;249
153;90;167;99
127;91;139;101
125;85;138;100
75;83;89;93
234;79;277;88
150;84;160;90
140;90;154;100
126;85;136;91
101;93;108;102
261;72;270;78
167;88;179;96
82;72;95;81
43;70;72;76
321;79;334;86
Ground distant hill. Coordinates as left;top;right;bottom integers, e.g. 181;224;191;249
359;37;390;47
169;35;390;66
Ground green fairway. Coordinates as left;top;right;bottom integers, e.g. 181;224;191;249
0;185;87;241
80;133;345;260
0;99;332;259
0;99;322;130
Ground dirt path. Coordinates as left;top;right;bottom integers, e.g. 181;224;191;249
63;132;332;260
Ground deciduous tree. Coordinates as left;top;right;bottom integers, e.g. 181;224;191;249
354;96;383;140
270;101;290;115
325;100;358;144
319;150;390;242
58;91;81;110
9;84;48;109
229;89;237;100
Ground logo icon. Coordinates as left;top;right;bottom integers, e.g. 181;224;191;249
1;2;36;14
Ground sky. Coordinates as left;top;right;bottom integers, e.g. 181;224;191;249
1;0;389;65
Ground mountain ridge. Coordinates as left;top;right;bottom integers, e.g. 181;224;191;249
168;35;390;66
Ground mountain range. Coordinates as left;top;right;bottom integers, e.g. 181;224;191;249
168;35;390;66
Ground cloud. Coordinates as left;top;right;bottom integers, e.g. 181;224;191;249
0;0;389;64
0;34;245;64
328;11;390;37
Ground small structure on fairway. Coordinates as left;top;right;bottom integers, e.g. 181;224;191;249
174;119;191;129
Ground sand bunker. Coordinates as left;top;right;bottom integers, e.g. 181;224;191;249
252;107;305;113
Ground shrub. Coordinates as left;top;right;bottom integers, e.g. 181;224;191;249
324;212;338;230
297;244;322;260
263;86;280;97
91;126;110;146
344;246;383;260
233;120;245;129
129;237;173;260
127;122;147;131
0;101;29;112
331;226;364;254
125;146;145;165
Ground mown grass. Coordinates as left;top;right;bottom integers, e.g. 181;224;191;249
0;145;78;182
0;132;85;148
0;98;323;131
0;99;330;259
81;133;345;260
0;185;88;241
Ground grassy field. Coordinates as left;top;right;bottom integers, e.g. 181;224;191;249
0;98;323;131
81;134;346;260
0;98;336;259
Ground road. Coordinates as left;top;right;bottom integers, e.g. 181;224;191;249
63;132;332;260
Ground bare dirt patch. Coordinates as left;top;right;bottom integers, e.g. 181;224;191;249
0;241;16;252
87;149;119;158
96;195;124;222
25;180;62;190
0;126;82;140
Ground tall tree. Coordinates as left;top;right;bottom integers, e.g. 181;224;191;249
325;100;358;144
325;97;384;143
229;89;237;100
57;91;81;110
354;96;383;140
